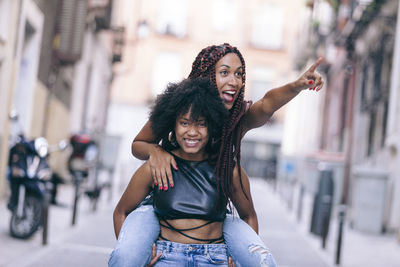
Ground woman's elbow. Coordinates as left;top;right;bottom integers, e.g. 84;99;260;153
131;140;137;156
241;212;259;233
113;204;126;220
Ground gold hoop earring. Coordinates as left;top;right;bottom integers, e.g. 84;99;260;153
168;131;177;147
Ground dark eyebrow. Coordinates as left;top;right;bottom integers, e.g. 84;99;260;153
217;65;243;70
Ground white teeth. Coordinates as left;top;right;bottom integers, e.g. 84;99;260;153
224;90;236;95
185;139;198;144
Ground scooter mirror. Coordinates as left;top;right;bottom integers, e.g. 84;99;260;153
59;140;68;150
9;109;19;121
35;137;49;158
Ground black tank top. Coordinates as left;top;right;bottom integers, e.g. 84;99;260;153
153;153;226;221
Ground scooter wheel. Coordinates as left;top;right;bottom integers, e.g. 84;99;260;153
9;195;42;239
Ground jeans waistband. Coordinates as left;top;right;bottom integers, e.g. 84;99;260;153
156;240;227;255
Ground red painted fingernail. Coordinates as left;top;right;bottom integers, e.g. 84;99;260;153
308;80;313;85
164;186;168;190
159;185;163;190
170;184;174;188
154;182;158;186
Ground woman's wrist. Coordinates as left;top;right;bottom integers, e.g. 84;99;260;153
149;143;162;158
132;141;159;160
288;81;302;93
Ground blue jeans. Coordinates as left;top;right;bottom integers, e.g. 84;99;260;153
109;205;277;267
223;215;277;267
154;240;228;266
109;205;160;267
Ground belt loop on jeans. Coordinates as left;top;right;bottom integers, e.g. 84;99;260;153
204;245;208;255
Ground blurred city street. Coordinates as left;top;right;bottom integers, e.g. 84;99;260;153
1;173;399;267
0;175;327;267
1;0;400;267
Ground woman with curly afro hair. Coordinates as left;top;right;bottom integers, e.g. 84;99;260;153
111;43;323;267
111;77;273;266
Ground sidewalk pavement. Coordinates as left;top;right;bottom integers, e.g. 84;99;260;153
251;179;329;267
0;183;116;267
0;176;399;267
270;180;400;267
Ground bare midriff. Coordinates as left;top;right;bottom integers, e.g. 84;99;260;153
158;219;223;244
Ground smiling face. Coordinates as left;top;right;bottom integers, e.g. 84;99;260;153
174;108;209;161
215;53;244;110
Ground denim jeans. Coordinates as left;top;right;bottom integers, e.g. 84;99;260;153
155;240;228;266
223;215;277;267
108;205;160;267
108;205;277;267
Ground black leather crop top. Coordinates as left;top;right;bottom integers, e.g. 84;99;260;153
153;153;226;221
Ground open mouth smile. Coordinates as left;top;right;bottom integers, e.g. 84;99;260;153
183;138;200;147
222;90;236;103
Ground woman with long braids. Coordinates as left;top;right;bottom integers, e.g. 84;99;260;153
110;43;323;267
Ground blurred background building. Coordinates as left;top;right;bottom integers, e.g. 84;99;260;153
0;0;118;196
109;0;307;181
0;0;399;254
281;0;400;239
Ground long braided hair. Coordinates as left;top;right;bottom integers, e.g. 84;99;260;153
188;43;250;207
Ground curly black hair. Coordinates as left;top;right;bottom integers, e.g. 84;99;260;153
149;77;228;155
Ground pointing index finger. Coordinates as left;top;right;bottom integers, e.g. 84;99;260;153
308;57;323;72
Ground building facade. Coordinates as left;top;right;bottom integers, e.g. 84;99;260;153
0;0;117;197
285;0;400;237
0;0;44;196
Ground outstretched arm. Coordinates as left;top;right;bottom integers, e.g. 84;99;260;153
113;161;153;238
132;121;177;190
231;166;259;233
242;58;324;134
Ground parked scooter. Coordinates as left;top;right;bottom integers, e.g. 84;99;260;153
6;112;66;239
68;133;100;225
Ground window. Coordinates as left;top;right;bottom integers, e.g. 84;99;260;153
251;81;273;102
157;0;187;38
212;0;236;32
88;0;108;8
367;111;376;156
339;75;350;151
251;3;284;50
381;100;389;148
0;60;4;132
152;52;183;97
362;35;393;156
380;42;393;148
0;0;10;42
314;1;334;35
360;63;367;110
250;66;274;101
